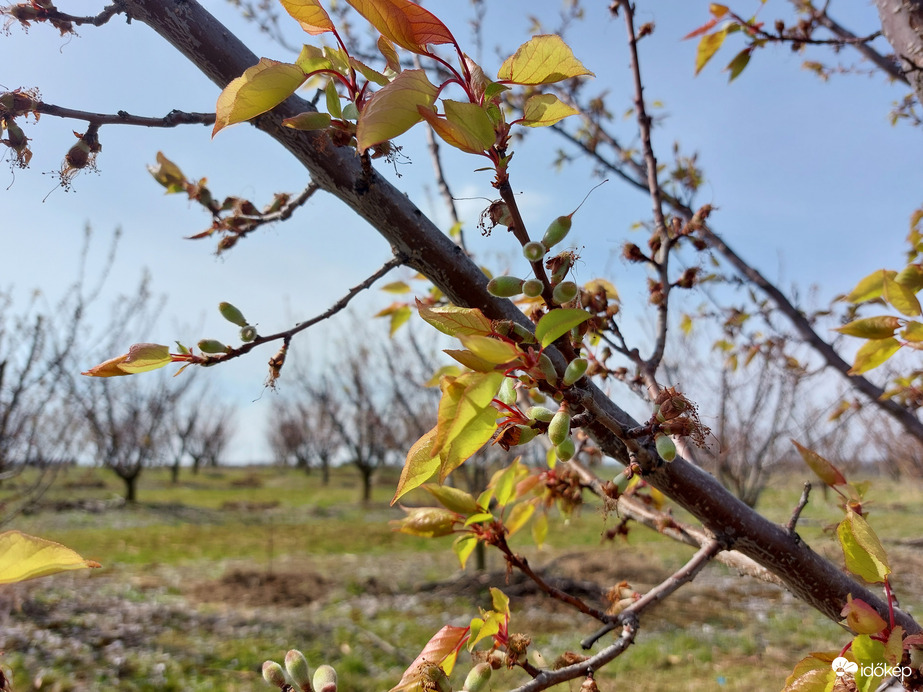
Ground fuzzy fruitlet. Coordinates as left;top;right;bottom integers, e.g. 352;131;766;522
313;665;337;692
552;281;578;305
655;434;676;462
197;339;228;354
463;662;493;692
219;301;249;327
563;357;588;385
522;278;544;297
487;275;525;298
542;215;572;249
538;353;558;385
527;406;555;422
523;241;547;262
262;661;287;688
548;410;571;446
555;436;576;461
498;376;517;406
240;325;258;343
284;650;312;690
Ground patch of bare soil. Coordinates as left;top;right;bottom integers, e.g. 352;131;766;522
185;567;332;608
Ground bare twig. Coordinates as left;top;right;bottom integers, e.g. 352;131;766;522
34;102;215;128
786;482;812;533
581;537;725;648
8;3;124;27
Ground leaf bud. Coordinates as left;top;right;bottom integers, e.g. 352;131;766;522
542;215;572;249
240;325;258;343
284;650;312;691
523;241;547;262
219;301;249;327
463;662;492;692
655;434;676;462
487;276;525;298
262;661;287;688
392;507;460;537
548;410;571;446
552;281;578;305
313;664;338;692
538;353;558;385
527;406;555;423
555;436;576;461
622;243;646;263
197;339;229;354
522;279;544;298
563;357;588;386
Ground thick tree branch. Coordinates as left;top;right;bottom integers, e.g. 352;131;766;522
119;0;921;638
874;0;923;104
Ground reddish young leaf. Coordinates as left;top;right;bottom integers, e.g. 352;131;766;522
279;0;335;35
683;17;719;40
840;595;888;635
346;0;455;55
791;439;847;486
694;27;729;75
389;625;469;692
418;100;495;154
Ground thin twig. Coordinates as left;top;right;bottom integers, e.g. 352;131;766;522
19;3;123;27
192;256;404;366
34;102;215;128
580;538;725;648
786;481;812;533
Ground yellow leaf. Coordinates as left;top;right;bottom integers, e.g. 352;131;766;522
694;27;729;75
680;313;693;335
505;502;535;537
356;69;438;153
418;100;495;154
883;274;921;316
498;34;595;86
279;0;334;34
391;428;440;504
902;320;923;341
214;59;307;136
848;337;901;375
520;93;579;127
458;334;522;365
844;270;894;304
0;531;101;584
832;315;901;339
837;510;890;583
416;299;493;337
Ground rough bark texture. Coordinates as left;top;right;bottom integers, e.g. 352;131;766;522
875;0;923;104
121;0;921;635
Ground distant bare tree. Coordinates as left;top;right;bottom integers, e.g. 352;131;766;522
267;398;340;484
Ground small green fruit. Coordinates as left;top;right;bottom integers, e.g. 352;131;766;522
219;301;249;327
487;276;525;298
463;662;492;692
563;357;588;386
262;661;287;688
197;339;228;354
313;664;338;692
527;406;555;423
522;278;544;297
512;425;538;445
284;650;311;690
538;353;558;385
552;281;578;305
655;434;677;462
555;436;576;461
548;410;571;446
542;215;572;249
240;325;258;343
498;376;517;406
523;241;547;262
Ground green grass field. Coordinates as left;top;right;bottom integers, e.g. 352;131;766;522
2;464;920;691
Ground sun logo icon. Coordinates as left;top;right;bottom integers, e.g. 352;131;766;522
831;657;859;677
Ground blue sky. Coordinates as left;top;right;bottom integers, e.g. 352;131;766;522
1;1;918;462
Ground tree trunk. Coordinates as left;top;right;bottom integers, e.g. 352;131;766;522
875;0;923;105
171;461;180;484
359;465;373;504
123;473;138;503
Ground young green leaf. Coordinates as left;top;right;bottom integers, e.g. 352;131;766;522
505;501;535;537
443;348;499;373
416;299;493;337
147;151;187;192
725;48;751;82
535;308;592;348
392;427;441;504
836;509;891;583
457;334;522;365
424;484;480;515
282;111;332;130
453;533;478;569
520;93;579;127
498;34;594;85
0;530;101;584
213;58;307;136
418;100;496;154
356;69;438;153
